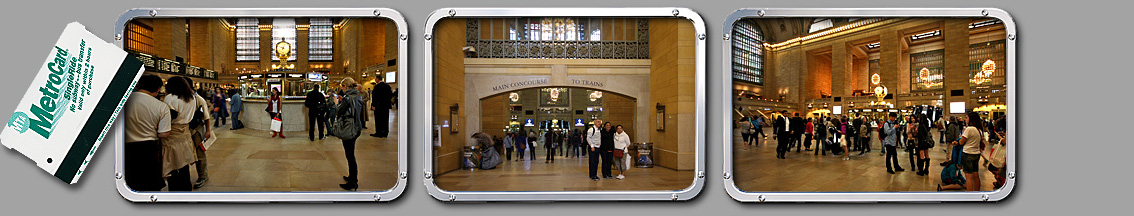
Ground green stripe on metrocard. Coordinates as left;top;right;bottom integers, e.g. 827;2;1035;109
53;54;142;183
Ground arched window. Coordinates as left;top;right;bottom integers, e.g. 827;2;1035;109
732;20;764;85
809;18;833;33
270;18;297;61
308;18;333;61
235;18;260;61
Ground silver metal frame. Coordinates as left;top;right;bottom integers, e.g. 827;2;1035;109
112;8;409;202
721;8;1016;202
422;8;706;202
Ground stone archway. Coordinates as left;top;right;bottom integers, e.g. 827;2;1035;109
479;87;638;142
464;73;651;142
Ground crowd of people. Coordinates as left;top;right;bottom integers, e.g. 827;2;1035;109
737;109;1009;192
124;74;394;192
123;75;214;191
476;119;633;181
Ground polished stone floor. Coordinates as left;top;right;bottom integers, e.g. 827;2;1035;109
178;109;398;192
435;149;695;192
733;127;998;192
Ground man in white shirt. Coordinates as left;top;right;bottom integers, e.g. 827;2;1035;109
587;119;603;181
123;74;171;191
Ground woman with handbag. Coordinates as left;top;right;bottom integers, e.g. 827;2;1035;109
334;78;365;190
211;87;228;127
906;116;919;173
266;87;285;138
915;113;934;176
613;125;631;180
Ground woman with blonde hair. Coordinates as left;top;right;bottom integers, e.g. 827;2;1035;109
335;77;365;190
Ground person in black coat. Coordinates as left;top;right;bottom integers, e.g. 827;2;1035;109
852;116;864;152
304;84;327;141
599;122;615;178
370;77;393;137
545;129;559;163
791;113;805;152
772;110;791;159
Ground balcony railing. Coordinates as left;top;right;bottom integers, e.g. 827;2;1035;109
465;19;649;59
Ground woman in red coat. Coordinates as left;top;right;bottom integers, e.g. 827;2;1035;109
266;87;285;138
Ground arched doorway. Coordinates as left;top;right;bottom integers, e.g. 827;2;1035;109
479;86;637;141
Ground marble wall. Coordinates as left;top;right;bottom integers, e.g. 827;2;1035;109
241;100;309;132
433;18;468;174
648;18;697;171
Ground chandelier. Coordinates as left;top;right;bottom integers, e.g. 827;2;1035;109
919;67;934;88
971;59;996;85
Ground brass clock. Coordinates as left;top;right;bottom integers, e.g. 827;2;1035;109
274;41;292;61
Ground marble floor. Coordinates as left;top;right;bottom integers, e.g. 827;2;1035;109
435;150;695;192
732;127;999;192
177;109;399;192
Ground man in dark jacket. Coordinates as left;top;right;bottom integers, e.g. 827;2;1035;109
370;77;393;137
772;110;791;159
545;130;559;163
305;84;327;141
600;123;615;178
791;113;805;152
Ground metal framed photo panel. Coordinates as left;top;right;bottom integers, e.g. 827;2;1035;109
423;8;707;202
721;8;1016;202
113;8;409;202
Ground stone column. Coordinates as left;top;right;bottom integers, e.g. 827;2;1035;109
943;19;971;113
879;29;901;104
832;41;851;105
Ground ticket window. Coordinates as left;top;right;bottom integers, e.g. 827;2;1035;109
286;78;306;97
242;79;266;97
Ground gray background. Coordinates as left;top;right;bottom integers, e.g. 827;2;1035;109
0;0;1122;213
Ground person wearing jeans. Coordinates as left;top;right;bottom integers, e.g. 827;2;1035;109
882;112;904;174
503;133;514;161
210;87;228;128
335;78;365;191
229;90;244;130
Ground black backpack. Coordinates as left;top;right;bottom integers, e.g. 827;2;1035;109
918;120;934;148
880;122;890;141
188;98;204;129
